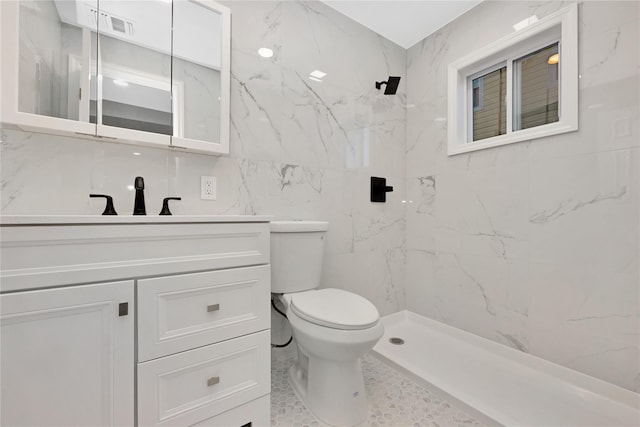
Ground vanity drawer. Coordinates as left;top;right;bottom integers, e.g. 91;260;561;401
1;222;269;292
190;395;270;427
138;266;270;362
137;330;270;427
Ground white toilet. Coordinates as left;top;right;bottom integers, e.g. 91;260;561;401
271;220;384;426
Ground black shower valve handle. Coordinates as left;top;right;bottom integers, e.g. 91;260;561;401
370;177;394;203
159;197;182;215
89;194;118;215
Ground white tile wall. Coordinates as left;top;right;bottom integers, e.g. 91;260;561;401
1;1;407;321
405;0;640;392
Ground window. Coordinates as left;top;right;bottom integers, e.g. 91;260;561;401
448;4;578;155
471;65;506;141
513;42;559;131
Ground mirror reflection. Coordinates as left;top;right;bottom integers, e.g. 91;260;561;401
18;0;97;122
17;0;223;143
173;0;222;143
95;0;173;135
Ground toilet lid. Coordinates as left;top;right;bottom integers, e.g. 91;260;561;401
290;288;380;330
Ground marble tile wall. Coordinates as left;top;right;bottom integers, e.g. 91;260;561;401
1;0;407;328
405;0;639;392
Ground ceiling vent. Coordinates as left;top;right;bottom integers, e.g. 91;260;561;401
87;5;135;38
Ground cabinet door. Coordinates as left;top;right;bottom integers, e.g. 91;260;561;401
0;281;134;427
0;0;98;135
170;0;230;155
94;0;173;148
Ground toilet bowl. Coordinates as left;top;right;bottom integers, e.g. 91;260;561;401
271;221;384;426
280;289;384;426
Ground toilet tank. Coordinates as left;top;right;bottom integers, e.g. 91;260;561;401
270;221;329;294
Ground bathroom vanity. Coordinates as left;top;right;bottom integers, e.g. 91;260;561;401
0;216;271;426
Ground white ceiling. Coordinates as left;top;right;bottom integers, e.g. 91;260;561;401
320;1;483;49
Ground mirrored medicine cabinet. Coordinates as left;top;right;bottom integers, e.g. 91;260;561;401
0;0;230;155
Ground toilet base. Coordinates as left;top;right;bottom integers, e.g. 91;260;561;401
288;350;369;426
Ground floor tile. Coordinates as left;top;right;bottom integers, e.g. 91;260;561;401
271;353;485;427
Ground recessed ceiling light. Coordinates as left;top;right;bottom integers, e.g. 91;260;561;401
133;152;141;156
308;76;323;82
113;79;129;87
309;70;327;79
258;47;274;58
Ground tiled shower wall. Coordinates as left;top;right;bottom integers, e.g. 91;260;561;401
405;0;639;392
0;1;408;319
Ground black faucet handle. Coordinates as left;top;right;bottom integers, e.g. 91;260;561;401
159;197;181;215
90;194;118;215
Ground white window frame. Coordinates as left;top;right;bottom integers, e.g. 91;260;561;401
447;3;578;156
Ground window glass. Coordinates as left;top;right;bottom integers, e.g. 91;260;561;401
472;79;483;111
513;42;559;131
472;67;507;142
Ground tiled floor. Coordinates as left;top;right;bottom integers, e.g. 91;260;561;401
271;353;485;427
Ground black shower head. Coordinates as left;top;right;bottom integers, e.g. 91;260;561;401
375;76;401;95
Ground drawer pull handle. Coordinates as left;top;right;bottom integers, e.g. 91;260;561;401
207;304;220;312
207;376;220;387
119;302;129;316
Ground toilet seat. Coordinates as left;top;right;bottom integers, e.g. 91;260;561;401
290;288;379;330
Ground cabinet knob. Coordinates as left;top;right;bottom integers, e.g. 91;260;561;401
207;304;220;312
207;376;220;387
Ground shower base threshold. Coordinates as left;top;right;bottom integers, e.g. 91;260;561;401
372;310;639;426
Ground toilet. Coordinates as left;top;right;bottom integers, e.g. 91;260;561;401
271;220;384;426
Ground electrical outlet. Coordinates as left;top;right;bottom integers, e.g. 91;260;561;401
201;176;217;200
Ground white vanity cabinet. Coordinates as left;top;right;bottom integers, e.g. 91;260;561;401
0;281;135;427
0;216;272;427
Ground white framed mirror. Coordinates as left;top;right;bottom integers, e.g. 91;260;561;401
1;0;231;155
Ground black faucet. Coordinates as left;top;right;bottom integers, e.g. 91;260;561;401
133;176;146;215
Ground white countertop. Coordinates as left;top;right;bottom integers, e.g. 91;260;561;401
0;215;273;225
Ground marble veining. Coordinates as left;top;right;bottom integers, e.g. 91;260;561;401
405;0;639;392
529;187;628;225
